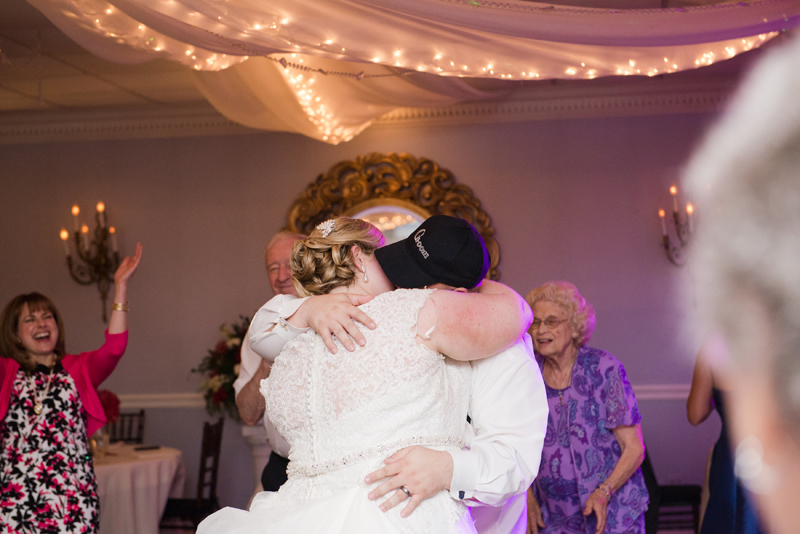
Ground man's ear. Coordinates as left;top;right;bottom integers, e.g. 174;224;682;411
453;287;468;294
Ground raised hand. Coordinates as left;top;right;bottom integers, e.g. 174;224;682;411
109;243;141;334
114;242;142;288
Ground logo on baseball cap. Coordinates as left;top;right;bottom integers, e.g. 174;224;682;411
374;215;490;289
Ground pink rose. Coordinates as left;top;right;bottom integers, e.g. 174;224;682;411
97;389;120;424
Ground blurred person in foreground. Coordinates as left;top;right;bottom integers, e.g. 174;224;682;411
525;282;648;534
0;243;142;533
199;216;532;533
682;34;800;534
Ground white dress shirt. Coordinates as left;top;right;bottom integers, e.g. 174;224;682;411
247;294;548;534
233;322;298;459
456;335;548;534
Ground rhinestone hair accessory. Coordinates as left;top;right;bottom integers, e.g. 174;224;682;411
316;219;335;238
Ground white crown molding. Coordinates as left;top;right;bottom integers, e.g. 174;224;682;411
374;78;734;128
118;384;690;410
0;77;735;145
0;105;256;145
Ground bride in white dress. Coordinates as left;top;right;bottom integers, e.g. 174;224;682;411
198;217;531;534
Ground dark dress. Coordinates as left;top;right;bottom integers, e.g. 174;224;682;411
699;388;762;534
0;364;99;534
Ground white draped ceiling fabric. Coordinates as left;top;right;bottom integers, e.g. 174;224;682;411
27;0;800;143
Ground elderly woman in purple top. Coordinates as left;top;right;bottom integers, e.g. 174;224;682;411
525;282;648;534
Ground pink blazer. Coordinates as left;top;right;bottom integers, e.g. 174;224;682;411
0;330;128;437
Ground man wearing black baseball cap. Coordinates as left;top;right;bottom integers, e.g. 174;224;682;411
364;216;546;534
374;215;491;290
249;215;547;534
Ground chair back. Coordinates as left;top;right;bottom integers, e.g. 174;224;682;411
108;410;145;444
642;448;702;533
196;418;224;508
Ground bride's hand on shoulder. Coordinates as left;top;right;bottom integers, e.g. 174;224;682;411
300;293;376;353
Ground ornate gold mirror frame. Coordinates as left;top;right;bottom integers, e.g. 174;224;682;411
285;152;501;279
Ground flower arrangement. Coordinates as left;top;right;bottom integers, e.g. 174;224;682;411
97;389;120;424
193;316;249;421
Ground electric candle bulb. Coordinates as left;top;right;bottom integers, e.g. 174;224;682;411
81;224;89;250
109;227;118;252
72;205;80;231
670;186;679;213
659;209;667;236
96;201;106;228
60;229;70;256
686;203;695;232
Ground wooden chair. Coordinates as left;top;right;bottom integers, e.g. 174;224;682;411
160;418;224;528
641;449;702;534
108;409;145;444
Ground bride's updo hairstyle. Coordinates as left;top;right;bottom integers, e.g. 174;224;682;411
291;217;386;297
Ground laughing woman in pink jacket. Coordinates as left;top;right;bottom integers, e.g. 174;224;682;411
0;243;141;534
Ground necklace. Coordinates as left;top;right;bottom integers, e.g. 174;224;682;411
554;362;575;407
30;366;55;416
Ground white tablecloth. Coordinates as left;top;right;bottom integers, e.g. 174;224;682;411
95;443;186;534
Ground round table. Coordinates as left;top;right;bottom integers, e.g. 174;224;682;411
94;443;186;534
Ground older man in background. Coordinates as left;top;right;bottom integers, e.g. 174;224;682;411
233;231;304;492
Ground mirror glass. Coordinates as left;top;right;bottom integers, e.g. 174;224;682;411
351;205;427;244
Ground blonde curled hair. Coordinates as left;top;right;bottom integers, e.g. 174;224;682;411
291;217;386;297
525;281;596;348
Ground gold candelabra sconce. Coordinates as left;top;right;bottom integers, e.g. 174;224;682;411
59;202;120;322
658;185;694;266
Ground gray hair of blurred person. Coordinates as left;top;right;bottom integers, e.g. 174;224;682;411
525;281;596;348
264;231;307;267
684;36;800;440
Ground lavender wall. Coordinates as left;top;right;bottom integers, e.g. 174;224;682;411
0;111;721;506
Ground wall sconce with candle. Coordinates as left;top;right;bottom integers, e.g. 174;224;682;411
59;202;120;322
658;185;694;266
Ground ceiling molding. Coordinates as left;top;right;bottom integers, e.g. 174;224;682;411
375;82;732;128
0;105;256;145
0;79;734;145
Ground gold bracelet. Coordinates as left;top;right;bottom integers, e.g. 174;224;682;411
112;302;129;312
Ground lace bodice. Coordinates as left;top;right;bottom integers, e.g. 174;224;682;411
260;288;473;533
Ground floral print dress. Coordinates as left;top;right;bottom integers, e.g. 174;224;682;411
533;347;649;534
0;364;99;534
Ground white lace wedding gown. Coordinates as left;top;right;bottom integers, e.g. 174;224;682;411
197;288;476;534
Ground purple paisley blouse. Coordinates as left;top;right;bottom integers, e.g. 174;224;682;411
533;346;649;534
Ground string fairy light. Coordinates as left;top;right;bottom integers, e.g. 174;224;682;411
56;0;788;82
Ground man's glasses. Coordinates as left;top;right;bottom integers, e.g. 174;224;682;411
531;317;568;330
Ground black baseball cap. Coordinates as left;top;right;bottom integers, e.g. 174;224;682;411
374;215;490;289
